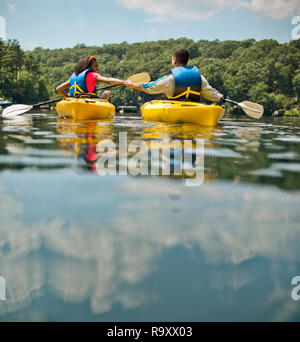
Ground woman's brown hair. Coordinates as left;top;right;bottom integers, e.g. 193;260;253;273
74;56;96;75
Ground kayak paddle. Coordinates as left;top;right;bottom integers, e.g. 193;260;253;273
225;99;264;119
2;98;62;118
96;72;151;91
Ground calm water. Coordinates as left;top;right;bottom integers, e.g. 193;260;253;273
0;110;300;322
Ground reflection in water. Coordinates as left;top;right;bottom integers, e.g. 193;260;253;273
235;126;262;152
2;116;33;128
1;112;300;321
53;116;300;190
56;118;115;173
56;118;207;181
0;175;300;321
1;112;300;190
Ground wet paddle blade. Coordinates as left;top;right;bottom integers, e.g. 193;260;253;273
127;72;151;83
239;101;264;119
2;104;33;117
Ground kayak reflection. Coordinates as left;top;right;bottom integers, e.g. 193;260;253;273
56;118;115;173
56;118;221;181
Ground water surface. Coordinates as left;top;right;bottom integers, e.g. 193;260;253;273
0;110;300;321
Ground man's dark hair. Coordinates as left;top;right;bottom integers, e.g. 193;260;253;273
173;48;189;66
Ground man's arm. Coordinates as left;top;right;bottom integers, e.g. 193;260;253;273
201;76;223;102
124;81;143;91
56;80;70;97
125;75;174;97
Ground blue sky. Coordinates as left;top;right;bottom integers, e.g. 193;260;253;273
0;0;299;50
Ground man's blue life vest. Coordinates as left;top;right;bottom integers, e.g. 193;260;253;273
169;66;202;102
69;68;96;97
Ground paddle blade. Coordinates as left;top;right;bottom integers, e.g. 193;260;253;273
127;72;151;83
239;101;264;119
2;104;33;117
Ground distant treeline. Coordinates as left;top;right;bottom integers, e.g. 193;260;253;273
1;38;300;115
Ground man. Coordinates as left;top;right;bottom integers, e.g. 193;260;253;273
124;48;224;103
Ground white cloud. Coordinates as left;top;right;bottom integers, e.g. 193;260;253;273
117;0;299;21
118;0;234;22
7;2;15;12
239;0;300;19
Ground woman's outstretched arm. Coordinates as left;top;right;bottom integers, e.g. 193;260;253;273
96;75;125;85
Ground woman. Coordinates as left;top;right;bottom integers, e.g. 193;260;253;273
56;56;124;100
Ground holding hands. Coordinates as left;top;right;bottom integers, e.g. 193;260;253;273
124;80;143;91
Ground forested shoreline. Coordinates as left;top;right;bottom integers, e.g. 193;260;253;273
1;37;299;115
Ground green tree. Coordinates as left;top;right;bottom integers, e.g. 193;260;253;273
1;37;300;115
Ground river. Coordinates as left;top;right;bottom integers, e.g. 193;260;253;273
0;110;300;321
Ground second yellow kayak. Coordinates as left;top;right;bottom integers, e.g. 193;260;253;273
141;100;225;126
56;97;115;120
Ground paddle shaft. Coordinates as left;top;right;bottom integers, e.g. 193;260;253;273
224;99;239;106
32;98;62;108
36;83;125;99
96;84;123;92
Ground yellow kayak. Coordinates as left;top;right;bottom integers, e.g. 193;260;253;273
56;97;115;120
141;100;225;126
